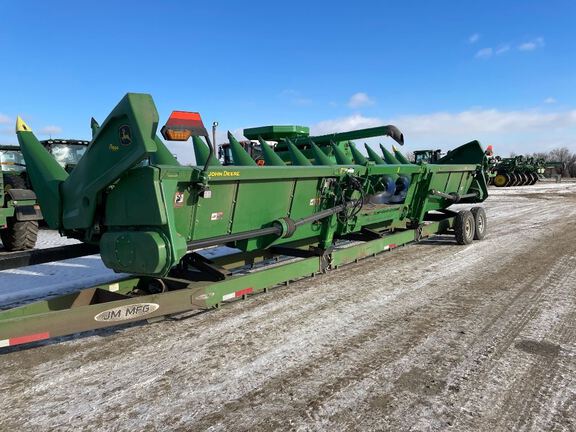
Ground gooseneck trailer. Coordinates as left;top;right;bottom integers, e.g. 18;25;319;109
0;93;489;348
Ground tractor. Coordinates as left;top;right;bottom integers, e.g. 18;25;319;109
0;145;42;250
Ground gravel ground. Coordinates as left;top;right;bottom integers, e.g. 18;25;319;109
0;181;575;432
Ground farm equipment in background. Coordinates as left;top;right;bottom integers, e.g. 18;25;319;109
0;145;42;251
0;93;489;347
0;138;89;251
490;155;547;187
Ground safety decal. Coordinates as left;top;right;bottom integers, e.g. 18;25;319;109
174;191;185;207
210;212;223;221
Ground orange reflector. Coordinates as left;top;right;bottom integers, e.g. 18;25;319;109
163;129;192;142
161;110;208;141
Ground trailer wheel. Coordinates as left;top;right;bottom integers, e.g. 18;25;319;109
454;210;475;245
470;207;487;240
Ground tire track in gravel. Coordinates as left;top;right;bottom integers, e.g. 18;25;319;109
446;251;576;432
494;256;576;432
301;203;576;431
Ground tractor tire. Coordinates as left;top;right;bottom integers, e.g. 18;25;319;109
470;207;487;240
1;174;38;251
494;174;508;187
454;210;475;245
0;219;38;251
529;172;539;185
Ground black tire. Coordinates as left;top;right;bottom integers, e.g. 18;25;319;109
454;210;475;245
0;219;38;251
470;207;487;240
1;174;38;251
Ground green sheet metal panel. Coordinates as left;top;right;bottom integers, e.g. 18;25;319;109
231;179;294;232
189;181;238;240
105;166;167;226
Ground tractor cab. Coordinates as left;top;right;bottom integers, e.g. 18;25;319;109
0;145;26;174
413;149;443;164
41;139;90;172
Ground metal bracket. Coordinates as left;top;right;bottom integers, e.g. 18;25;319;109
179;253;231;281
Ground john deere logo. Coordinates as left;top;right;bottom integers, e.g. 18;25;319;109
119;125;132;146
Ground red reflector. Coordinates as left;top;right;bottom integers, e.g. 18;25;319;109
161;110;208;141
168;111;203;122
10;332;50;346
236;288;253;298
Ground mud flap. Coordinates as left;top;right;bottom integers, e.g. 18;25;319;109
15;204;43;221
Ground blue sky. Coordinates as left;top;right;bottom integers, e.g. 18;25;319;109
1;1;575;163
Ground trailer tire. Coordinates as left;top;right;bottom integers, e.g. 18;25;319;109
454;210;475;245
470;207;487;240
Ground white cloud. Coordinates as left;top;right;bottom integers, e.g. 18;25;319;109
312;114;383;135
347;92;375;109
391;109;576;135
495;44;510;55
0;113;11;125
544;97;557;104
39;125;63;135
475;47;493;59
518;37;545;51
310;108;576;155
468;33;480;44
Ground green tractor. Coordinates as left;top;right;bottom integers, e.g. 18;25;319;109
0;138;88;251
413;149;443;164
0;145;42;250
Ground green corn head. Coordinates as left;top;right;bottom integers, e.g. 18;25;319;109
16;93;489;277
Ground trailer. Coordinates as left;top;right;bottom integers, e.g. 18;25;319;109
0;93;489;348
